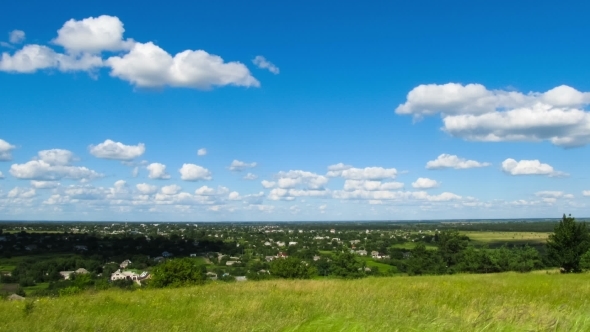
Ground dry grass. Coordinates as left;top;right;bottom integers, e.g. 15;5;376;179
1;272;590;331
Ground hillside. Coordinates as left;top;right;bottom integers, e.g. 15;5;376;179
2;272;590;331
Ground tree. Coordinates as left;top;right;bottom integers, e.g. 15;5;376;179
270;257;316;279
546;214;590;273
149;258;207;288
329;252;364;279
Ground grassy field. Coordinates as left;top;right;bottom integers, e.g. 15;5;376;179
2;272;590;331
390;242;437;250
463;231;550;247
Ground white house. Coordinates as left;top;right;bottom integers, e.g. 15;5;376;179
120;259;132;269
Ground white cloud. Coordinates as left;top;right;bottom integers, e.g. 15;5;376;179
268;188;330;201
107;41;259;90
243;173;258;180
501;158;567;177
228;191;241;200
179;163;212;181
136;183;158;195
195;186;216;196
10;160;102;181
332;189;461;202
0;139;16;161
412;178;440;189
31;180;60;189
9;30;25;44
89;139;145;160
0;171;3;179
229;159;257;171
329;166;398;180
276;170;328;189
132;167;139;177
252;55;279;74
37;149;75;165
53;15;133;54
396;83;590;147
583;191;590;197
0;44;103;73
261;180;276;189
8;187;36;199
197;148;207;156
344;180;404;191
161;184;182;195
426;154;490;169
535;191;565;198
146;163;171;179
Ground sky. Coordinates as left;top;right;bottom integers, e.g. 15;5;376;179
0;0;589;221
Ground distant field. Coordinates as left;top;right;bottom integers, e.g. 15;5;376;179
2;273;590;331
463;231;550;247
390;242;437;250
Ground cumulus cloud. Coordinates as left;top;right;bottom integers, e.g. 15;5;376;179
197;148;207;156
261;180;276;189
276;170;328;189
327;164;397;180
89;139;145;160
8;187;36;199
195;185;216;196
412;178;440;189
53;15;133;54
0;139;16;161
179;163;212;181
0;44;103;73
252;55;279;74
31;180;60;189
9;30;25;44
161;184;182;195
501;158;567;177
37;149;75;165
229;160;257;171
107;41;259;90
136;183;158;195
228;191;241;200
333;189;461;202
535;191;565;198
344;180;404;191
243;173;258;180
146;162;171;179
426;154;490;170
10;149;102;181
1;15;260;91
583;191;590;197
396;83;590;147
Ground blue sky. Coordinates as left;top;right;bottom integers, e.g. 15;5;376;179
0;0;589;221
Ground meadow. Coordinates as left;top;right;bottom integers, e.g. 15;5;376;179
2;272;590;331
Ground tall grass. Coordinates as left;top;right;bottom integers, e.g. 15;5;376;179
1;272;590;331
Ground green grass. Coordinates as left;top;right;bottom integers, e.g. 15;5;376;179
2;272;590;331
390;242;437;250
464;231;550;247
23;282;49;296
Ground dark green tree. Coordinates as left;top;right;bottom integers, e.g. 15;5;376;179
329;252;364;279
270;257;316;279
149;258;207;288
546;214;590;273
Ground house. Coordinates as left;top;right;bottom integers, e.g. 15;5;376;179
206;272;218;280
59;271;75;280
226;261;241;266
120;259;132;269
350;240;361;245
330;229;336;234
110;269;149;282
265;256;275;262
235;276;247;282
371;251;380;257
313;255;321;261
288;241;297;246
276;241;285;247
75;268;89;274
264;241;272;246
277;252;288;258
403;252;412;259
356;250;367;256
190;253;197;257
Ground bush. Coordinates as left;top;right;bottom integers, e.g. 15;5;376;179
270;257;316;279
149;258;207;288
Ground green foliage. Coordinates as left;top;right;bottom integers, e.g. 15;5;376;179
546;214;590;273
329;252;364;279
436;230;469;270
23;301;35;316
58;286;82;296
149;258;206;288
580;250;590;271
270;257;316;279
14;286;25;297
